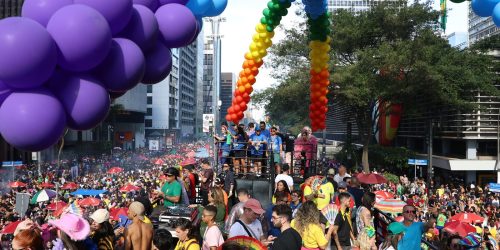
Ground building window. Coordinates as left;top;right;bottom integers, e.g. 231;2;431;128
147;108;152;116
147;85;152;93
145;119;152;127
147;96;153;104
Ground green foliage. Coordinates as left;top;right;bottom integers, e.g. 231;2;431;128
368;144;414;170
383;172;400;184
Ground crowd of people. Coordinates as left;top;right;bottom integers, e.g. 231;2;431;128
1;124;500;250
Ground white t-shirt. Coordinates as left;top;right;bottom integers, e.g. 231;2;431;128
275;174;293;190
228;219;263;239
334;173;351;184
203;225;224;250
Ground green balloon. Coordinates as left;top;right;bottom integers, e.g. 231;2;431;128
272;3;280;10
263;8;271;17
449;0;465;3
260;17;267;25
266;19;274;25
266;25;274;32
279;8;288;16
267;1;274;9
282;1;291;8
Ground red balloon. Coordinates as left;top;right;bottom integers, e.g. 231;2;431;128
239;102;247;111
225;114;231;121
228;107;234;114
230;113;238;121
237;110;243;117
235;96;243;103
234;104;241;112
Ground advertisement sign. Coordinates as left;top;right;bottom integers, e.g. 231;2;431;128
203;114;215;133
149;140;159;151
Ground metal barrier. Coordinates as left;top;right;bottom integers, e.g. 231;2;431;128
373;208;438;250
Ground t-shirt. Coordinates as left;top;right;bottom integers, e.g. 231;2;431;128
334;173;351;184
275;174;293;190
175;238;200;250
229;219;263;239
284;134;296;152
268;135;282;153
436;214;447;227
291;220;328;249
347;187;364;208
397;222;424;250
202;225;224;250
161;180;182;207
249;133;267;156
271;228;302;250
303;182;334;210
334;211;353;247
201;168;214;191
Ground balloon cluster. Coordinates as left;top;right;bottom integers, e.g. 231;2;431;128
225;0;294;124
0;0;227;151
305;5;331;131
302;0;328;19
471;0;500;26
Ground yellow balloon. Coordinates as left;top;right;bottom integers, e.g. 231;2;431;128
256;24;266;33
259;49;267;57
245;52;253;60
256;42;264;49
250;42;258;51
251;51;261;59
253;34;261;42
267;31;275;38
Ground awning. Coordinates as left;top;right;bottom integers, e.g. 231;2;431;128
71;189;107;196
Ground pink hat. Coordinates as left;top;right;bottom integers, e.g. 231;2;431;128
244;198;265;214
48;213;90;241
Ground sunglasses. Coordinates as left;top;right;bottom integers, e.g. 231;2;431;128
166;174;174;177
404;210;416;214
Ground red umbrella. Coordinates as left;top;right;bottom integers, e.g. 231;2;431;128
40;182;55;188
443;221;476;237
15;165;27;170
110;207;128;221
79;197;101;207
119;184;140;193
450;212;484;224
61;182;78;190
356;173;387;184
1;220;21;234
375;190;395;200
8;181;26;188
107;167;123;174
46;201;67;211
154;159;165;165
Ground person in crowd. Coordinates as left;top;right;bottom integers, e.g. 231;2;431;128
220;163;236;207
272;180;292;205
214;124;232;165
89;209;114;250
268;126;283;167
157;167;182;207
153;229;173;250
246;122;256;137
225;188;251;233
201;205;225;250
191;187;227;236
290;190;303;217
183;165;198;204
199;160;214;206
174;218;200;250
275;163;294;191
355;227;377;250
259;121;271;138
11;224;44;250
379;222;407;250
232;125;248;175
348;177;365;208
304;175;335;211
48;213;91;250
398;204;435;249
334;164;351;185
249;127;268;176
356;192;376;235
283;131;296;166
266;192;290;237
228;198;266;240
293;126;317;173
292;201;334;250
270;204;302;250
333;192;356;250
124;201;153;250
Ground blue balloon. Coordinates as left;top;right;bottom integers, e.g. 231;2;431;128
203;0;227;17
493;2;500;26
186;0;211;15
472;0;500;17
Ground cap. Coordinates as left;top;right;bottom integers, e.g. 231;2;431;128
338;181;348;189
90;209;110;224
129;201;145;220
244;198;265;214
328;168;335;175
255;127;261;131
387;222;407;235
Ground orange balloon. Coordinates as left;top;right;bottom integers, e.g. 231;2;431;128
231;113;238;121
241;77;248;84
248;60;256;67
235;96;243;103
225;114;232;121
248;75;256;84
245;86;253;94
243;60;250;68
238;86;246;93
228;107;235;114
244;68;252;76
245;83;252;90
255;59;263;67
240;102;247;111
251;67;259;75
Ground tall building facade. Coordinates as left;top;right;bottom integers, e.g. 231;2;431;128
203;39;215;115
328;0;389;12
195;31;205;138
220;73;235;123
469;5;499;44
0;0;23;18
179;43;198;140
145;49;180;148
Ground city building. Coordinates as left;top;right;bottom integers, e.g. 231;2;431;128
469;6;500;44
203;17;223;132
145;49;180;148
179;43;198;140
195;31;205;138
0;0;23;18
220;72;235;124
328;0;394;12
447;32;469;50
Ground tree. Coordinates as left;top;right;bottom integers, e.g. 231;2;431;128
256;1;498;173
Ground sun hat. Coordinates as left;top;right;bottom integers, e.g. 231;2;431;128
90;209;110;224
48;213;90;241
244;198;265;214
387;222;407;235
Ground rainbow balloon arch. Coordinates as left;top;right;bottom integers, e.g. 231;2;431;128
0;0;227;151
225;0;331;132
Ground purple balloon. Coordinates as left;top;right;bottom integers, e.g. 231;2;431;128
0;89;66;151
155;4;197;48
47;4;112;72
133;0;159;12
141;41;172;84
0;80;12;107
50;73;110;130
94;38;146;92
0;17;57;89
21;0;73;27
118;5;159;52
74;0;133;35
159;0;188;5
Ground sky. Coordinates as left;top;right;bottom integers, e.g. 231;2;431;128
210;0;469;120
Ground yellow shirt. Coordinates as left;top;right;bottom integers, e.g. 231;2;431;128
303;183;334;210
291;219;328;248
490;227;497;238
175;238;200;250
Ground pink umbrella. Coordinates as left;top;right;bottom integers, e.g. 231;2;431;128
119;184;140;193
46;201;67;211
40;182;55;188
180;158;196;166
1;220;21;234
8;181;27;188
356;173;387;184
61;182;78;190
186;151;196;158
154;159;165;165
107;167;123;174
444;221;476;237
79;197;101;207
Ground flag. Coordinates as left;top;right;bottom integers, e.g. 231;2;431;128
440;0;447;31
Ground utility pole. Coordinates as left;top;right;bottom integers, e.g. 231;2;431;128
427;119;433;191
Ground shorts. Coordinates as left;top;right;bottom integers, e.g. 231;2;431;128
233;149;247;159
271;153;281;164
252;154;264;163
